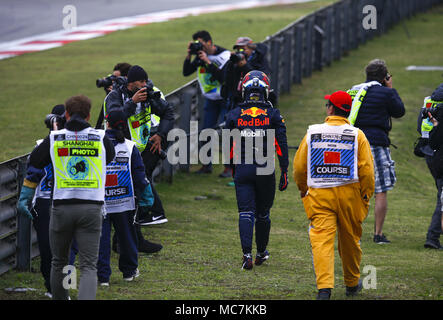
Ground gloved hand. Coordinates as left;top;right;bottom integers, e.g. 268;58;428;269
17;186;36;220
278;170;288;191
138;184;154;208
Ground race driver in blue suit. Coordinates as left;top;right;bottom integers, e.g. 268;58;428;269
224;70;289;270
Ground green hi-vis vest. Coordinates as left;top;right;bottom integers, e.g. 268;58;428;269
347;81;381;125
104;88;163;153
50;127;107;202
421;96;443;138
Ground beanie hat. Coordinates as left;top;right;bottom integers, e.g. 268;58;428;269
324;91;352;112
127;65;148;83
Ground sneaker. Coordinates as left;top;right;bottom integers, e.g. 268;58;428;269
373;234;391;244
255;250;269;266
346;280;363;297
316;288;331;300
138;240;163;254
44;292;52;299
242;253;253;270
219;167;233;178
195;165;212;174
123;268;140;281
424;240;442;250
136;213;168;226
99;282;110;287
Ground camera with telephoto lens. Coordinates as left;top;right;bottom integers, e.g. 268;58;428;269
96;75;117;88
44;113;65;130
230;49;246;64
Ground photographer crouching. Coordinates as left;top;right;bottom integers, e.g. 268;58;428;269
104;65;174;252
222;37;271;111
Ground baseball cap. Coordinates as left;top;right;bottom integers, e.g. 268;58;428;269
233;37;253;49
106;110;127;129
127;65;148;83
324;91;352;112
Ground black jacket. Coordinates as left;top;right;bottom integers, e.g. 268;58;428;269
29;115;115;205
222;43;270;108
104;80;174;141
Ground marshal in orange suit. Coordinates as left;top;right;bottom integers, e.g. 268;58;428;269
293;91;375;300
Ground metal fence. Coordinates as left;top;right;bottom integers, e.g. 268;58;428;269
1;0;442;275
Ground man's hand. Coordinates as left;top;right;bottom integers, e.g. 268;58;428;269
132;87;147;103
384;75;393;88
149;134;162;153
428;111;439;126
300;191;307;198
198;50;211;65
237;57;247;67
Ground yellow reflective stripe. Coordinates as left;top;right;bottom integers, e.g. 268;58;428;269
348;88;368;125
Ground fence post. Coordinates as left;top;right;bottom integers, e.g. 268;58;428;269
270;37;282;98
303;16;314;78
282;30;293;94
293;23;303;84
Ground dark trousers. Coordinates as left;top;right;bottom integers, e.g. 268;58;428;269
31;198;52;293
426;156;443;244
202;98;228;168
141;148;165;217
97;211;138;281
234;164;275;254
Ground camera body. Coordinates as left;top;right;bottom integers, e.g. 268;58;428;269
423;103;443;121
230;49;246;64
45;113;65;130
189;41;204;55
142;80;161;101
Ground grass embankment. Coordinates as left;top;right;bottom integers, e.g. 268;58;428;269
0;0;442;300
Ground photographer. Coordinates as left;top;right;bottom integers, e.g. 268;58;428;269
95;63;132;129
222;37;270;110
183;30;230;174
97;62;132;95
104;65;173;239
420;83;443;250
347;59;405;244
17;104;66;298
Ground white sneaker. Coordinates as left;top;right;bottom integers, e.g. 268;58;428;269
99;282;110;287
44;292;52;299
123;268;140;281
